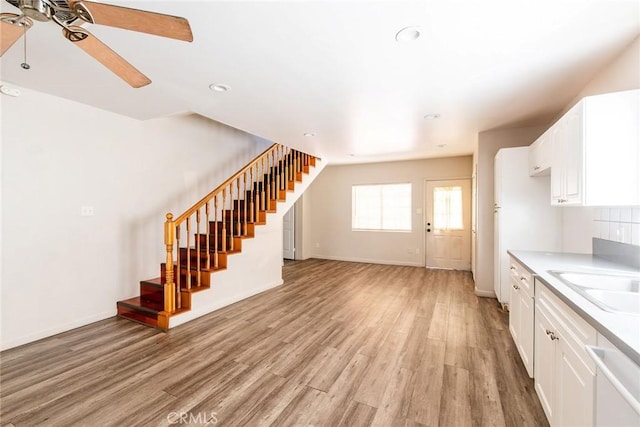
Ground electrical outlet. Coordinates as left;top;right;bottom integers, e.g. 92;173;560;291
81;206;94;216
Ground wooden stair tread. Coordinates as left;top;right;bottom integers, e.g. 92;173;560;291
141;277;163;287
118;297;160;314
180;284;210;293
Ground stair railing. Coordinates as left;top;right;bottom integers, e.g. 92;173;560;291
162;143;313;313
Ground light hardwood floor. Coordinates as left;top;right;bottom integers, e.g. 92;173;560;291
0;259;548;426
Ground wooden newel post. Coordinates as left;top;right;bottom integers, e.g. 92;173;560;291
164;213;176;313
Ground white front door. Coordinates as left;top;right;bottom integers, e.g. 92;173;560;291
425;179;471;270
283;205;295;260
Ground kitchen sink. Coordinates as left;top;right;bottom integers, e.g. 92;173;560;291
583;289;640;314
555;272;640;292
548;270;640;316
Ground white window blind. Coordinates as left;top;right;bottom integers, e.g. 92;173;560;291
352;183;412;231
433;186;463;230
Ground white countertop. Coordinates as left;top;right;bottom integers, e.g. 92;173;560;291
507;250;640;365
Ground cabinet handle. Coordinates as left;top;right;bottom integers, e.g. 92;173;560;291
545;329;559;341
513;284;520;290
510;266;517;271
534;166;540;170
520;276;527;282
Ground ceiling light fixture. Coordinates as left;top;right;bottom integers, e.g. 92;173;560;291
424;113;441;120
395;26;421;42
303;132;315;137
209;83;230;92
437;144;447;148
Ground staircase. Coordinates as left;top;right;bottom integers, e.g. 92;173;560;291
117;144;318;330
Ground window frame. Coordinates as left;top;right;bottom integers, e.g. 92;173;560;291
351;182;412;232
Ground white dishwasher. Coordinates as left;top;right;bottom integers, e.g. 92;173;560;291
586;334;640;426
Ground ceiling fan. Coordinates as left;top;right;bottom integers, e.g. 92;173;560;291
0;0;193;87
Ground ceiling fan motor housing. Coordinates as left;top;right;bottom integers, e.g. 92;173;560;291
17;0;52;21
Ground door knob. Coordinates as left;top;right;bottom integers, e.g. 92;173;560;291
427;228;431;232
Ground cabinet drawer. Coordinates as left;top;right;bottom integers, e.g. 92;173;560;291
510;258;534;299
536;282;597;372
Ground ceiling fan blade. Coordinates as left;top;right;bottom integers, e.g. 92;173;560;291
63;26;151;88
68;1;193;42
1;14;32;57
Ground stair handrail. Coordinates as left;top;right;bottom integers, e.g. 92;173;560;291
173;143;278;225
162;143;304;314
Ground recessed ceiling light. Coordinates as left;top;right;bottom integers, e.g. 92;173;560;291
209;83;230;92
303;132;315;137
437;144;447;148
395;26;421;42
424;113;441;120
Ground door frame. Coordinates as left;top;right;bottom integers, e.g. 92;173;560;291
423;178;472;269
283;204;295;260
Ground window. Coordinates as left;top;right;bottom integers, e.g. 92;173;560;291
433;186;463;230
352;183;411;231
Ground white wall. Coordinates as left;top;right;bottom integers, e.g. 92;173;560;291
304;156;472;266
0;84;272;350
572;36;640;108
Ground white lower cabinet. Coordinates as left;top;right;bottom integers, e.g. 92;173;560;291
534;282;597;426
509;257;534;377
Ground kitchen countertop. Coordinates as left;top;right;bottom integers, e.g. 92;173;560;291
507;250;640;365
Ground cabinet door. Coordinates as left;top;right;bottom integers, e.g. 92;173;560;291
550;123;565;204
556;333;595;427
563;105;584;204
518;292;534;378
509;277;520;344
534;304;556;424
529;131;551;176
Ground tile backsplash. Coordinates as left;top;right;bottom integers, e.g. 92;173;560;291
592;207;640;246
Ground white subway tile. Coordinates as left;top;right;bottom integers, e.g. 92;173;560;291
610;208;621;222
600;222;610;240
593;208;602;221
620;207;632;223
591;220;600;239
632;207;640;224
620;223;632;244
601;208;610;221
632;223;640;246
612;222;623;242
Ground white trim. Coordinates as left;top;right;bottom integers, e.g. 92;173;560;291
311;254;423;267
0;309;115;351
475;287;496;298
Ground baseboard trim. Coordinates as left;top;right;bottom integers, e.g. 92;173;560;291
311;254;423;267
475;287;496;298
0;309;115;351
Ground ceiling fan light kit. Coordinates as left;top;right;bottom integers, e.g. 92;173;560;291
1;0;193;87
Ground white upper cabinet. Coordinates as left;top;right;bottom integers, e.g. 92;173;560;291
547;89;639;206
529;130;552;176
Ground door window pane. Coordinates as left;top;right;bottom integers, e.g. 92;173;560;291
433;186;463;230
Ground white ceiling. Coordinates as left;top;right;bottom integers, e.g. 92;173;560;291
1;0;638;164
